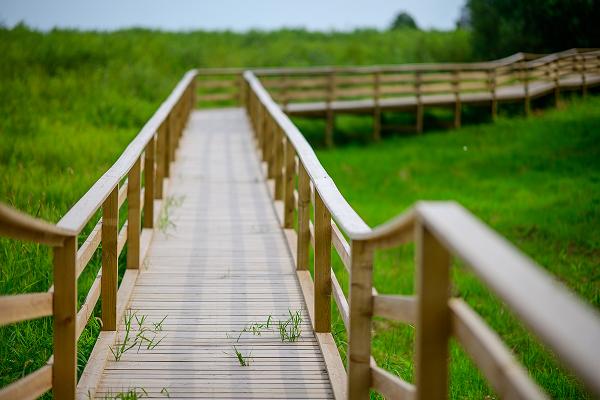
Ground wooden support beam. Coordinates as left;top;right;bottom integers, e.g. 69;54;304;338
314;191;332;333
155;123;166;199
283;138;295;229
414;221;451;400
101;185;119;331
373;71;381;141
127;158;141;269
296;163;310;271
347;239;374;400
52;236;77;400
143;135;155;228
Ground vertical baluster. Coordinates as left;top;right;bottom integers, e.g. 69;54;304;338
414;221;451;400
52;236;77;400
490;68;498;120
347;239;373;400
453;70;462;129
415;71;424;134
127;158;141;269
314;191;331;332
101;186;119;331
155;122;166;199
274;126;284;201
283;138;295;229
296;163;310;271
144;135;155;228
373;70;381;142
325;70;336;148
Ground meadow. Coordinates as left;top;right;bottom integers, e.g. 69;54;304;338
0;25;470;392
1;24;598;399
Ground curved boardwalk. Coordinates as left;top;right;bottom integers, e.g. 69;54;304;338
94;109;333;399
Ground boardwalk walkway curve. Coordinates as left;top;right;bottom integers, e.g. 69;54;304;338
1;48;600;400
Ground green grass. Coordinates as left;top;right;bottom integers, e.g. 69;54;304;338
310;95;600;398
0;25;471;393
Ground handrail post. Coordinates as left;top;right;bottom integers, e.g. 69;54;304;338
523;64;531;116
347;239;373;399
373;70;381;141
101;185;119;331
453;70;461;129
283;138;295;228
490;67;498;120
414;221;451;400
164;115;172;178
314;191;331;332
127;157;141;269
274;126;284;201
415;71;424;134
580;55;587;97
325;69;335;148
266;116;276;179
53;235;77;400
143;135;155;228
296;163;310;271
553;60;561;107
155;123;166;199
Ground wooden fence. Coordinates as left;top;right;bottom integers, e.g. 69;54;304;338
199;48;600;146
0;70;196;399
244;69;600;399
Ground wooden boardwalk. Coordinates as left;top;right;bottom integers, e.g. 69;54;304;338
94;109;333;399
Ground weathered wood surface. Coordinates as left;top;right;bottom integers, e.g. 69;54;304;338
92;108;334;399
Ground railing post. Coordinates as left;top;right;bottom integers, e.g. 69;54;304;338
373;70;381;142
101;185;119;331
143;135;155;228
553;60;561;107
325;69;335;148
127;157;141;269
523;64;531;116
164;115;172;178
490;68;498;120
453;70;461;129
414;221;451;400
283;138;295;229
347;239;373;400
580;55;587;97
415;71;424;134
52;235;77;400
314;191;331;332
296;163;310;271
273;126;284;201
155;123;166;199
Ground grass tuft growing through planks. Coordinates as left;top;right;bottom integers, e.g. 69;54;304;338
109;310;167;361
157;195;184;234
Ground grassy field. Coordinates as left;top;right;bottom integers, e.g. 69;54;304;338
310;95;600;398
1;24;598;399
0;25;471;393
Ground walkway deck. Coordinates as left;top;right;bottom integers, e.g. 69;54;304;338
94;109;333;399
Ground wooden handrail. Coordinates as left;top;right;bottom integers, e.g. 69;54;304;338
244;68;600;399
57;70;197;233
0;203;76;246
0;69;196;399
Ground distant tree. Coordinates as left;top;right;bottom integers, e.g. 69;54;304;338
390;12;418;30
455;5;471;30
467;0;600;58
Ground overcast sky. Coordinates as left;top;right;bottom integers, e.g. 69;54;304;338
0;0;464;32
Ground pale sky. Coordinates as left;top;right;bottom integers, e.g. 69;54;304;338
0;0;464;32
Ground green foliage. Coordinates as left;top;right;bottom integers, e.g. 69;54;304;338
467;0;600;58
389;11;418;30
315;96;600;398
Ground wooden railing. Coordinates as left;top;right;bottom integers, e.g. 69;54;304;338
0;70;196;399
244;70;600;399
197;49;599;147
